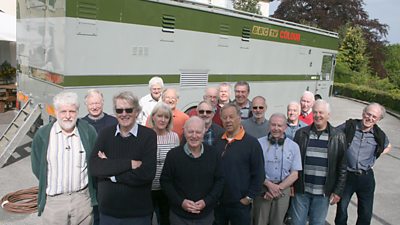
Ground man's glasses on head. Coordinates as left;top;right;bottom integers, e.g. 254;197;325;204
115;108;134;114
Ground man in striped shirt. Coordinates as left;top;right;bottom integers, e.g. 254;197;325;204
31;91;98;225
289;99;347;225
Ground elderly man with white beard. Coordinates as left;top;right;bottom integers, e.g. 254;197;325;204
31;91;98;225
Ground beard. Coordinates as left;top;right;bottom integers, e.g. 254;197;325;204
58;118;77;132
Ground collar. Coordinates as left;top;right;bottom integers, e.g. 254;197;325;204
251;116;267;124
183;143;204;158
54;121;79;136
115;122;138;137
222;126;245;143
356;120;374;133
87;112;105;121
301;109;312;117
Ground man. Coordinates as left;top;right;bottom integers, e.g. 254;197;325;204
161;88;189;141
31;91;97;225
188;87;223;126
197;100;224;146
253;113;302;225
160;116;224;225
218;82;231;108
299;91;315;125
289;99;347;225
138;76;164;125
215;103;265;225
335;103;392;225
89;91;157;225
285;101;307;140
233;81;252;120
82;89;117;133
241;96;269;139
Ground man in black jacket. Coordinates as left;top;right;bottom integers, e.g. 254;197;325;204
335;103;392;225
289;99;347;225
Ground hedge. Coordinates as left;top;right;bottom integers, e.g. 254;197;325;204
333;83;400;113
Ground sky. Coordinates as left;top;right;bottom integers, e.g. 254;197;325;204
269;0;400;44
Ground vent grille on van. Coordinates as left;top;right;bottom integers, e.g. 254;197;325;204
180;73;208;87
242;27;251;42
162;15;175;33
77;0;97;19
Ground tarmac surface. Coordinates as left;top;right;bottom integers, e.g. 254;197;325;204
0;96;399;225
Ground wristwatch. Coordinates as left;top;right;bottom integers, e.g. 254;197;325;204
246;196;253;204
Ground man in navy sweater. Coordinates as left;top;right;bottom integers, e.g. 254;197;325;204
89;91;157;225
161;116;224;224
215;103;265;225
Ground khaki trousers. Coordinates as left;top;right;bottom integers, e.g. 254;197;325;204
42;187;93;225
252;187;290;225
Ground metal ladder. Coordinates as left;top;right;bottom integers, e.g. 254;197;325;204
0;100;42;167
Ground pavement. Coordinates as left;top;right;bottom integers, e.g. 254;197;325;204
0;96;399;225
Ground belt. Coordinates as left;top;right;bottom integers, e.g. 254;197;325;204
348;169;372;176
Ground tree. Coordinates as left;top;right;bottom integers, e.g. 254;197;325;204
337;26;369;72
385;44;400;88
233;0;261;14
272;0;388;77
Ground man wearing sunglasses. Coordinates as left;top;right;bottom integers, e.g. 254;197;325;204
241;96;269;139
89;91;157;225
196;100;224;146
335;103;392;225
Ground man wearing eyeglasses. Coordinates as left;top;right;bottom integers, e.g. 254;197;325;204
241;96;269;139
89;91;157;225
187;87;223;126
335;103;392;225
196;100;224;146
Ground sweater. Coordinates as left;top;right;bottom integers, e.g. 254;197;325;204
89;124;157;218
31;119;98;216
160;145;224;219
82;112;117;133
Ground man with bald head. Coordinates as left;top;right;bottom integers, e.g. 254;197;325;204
289;100;347;225
241;96;269;139
299;91;315;125
161;117;224;225
335;103;392;225
285;101;307;140
188;86;223;126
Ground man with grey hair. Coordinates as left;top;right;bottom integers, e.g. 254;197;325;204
233;81;253;120
138;76;164;125
161;116;224;225
89;91;157;225
285;101;307;140
253;113;302;225
218;82;231;108
299;91;315;125
335;102;392;225
188;86;223;126
241;96;269;138
289;99;347;225
31;91;98;225
82;89;117;133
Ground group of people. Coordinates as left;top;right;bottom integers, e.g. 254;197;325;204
30;77;392;225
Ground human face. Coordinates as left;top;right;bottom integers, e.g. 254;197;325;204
150;84;162;101
115;99;138;131
152;110;170;131
252;98;266;120
204;88;219;107
287;103;300;122
184;120;205;151
234;85;249;105
313;103;330;130
56;104;78;133
362;105;381;130
162;90;178;110
197;103;214;126
219;86;230;103
300;95;314;113
221;106;241;136
269;116;287;140
86;94;103;118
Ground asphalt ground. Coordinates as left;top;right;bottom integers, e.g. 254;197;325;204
0;96;399;225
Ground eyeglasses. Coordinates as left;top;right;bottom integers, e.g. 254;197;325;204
198;110;213;115
364;112;379;121
252;106;264;110
115;108;134;114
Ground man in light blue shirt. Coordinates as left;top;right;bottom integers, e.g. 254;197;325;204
253;113;302;225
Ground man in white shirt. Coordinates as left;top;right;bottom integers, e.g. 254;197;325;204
138;76;164;125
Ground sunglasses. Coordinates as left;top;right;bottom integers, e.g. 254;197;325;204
252;106;264;110
198;110;213;115
115;108;134;114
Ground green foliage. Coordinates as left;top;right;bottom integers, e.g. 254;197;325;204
0;61;16;79
384;44;400;88
337;26;369;72
334;83;400;113
233;0;261;14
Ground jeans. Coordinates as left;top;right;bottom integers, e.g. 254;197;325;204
214;204;251;225
289;193;329;225
335;170;375;225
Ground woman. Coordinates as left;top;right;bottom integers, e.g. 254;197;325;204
150;102;180;225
